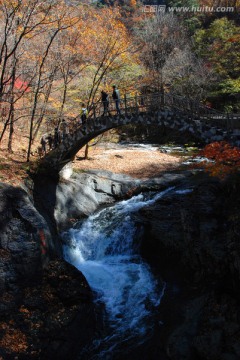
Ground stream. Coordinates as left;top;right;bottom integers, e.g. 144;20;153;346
63;184;192;359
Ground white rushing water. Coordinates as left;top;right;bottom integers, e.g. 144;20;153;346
63;188;174;357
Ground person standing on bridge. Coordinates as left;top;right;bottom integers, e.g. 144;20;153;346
80;104;88;126
53;127;60;148
112;85;121;115
47;133;53;150
60;119;68;140
101;90;110;116
40;134;48;155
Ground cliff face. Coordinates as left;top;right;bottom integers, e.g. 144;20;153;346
137;173;240;360
0;183;96;359
140;175;240;288
0;184;51;303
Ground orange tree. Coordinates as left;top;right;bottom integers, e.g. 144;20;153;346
75;5;141;109
71;5;142;159
197;141;240;178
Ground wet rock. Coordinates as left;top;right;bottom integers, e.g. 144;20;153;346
32;171;141;231
32;165;192;232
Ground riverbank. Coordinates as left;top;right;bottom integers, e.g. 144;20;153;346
0;142;184;186
73;143;184;179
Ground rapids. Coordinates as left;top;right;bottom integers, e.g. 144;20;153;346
63;187;185;358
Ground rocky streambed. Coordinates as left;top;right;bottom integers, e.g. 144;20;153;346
0;166;240;359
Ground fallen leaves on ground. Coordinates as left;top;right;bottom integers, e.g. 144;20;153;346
74;145;183;179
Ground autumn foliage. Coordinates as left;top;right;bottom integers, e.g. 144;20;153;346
0;1;144;161
197;141;240;178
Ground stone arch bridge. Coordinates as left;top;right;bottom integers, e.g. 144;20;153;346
38;93;240;176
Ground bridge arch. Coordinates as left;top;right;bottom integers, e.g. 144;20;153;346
38;93;240;176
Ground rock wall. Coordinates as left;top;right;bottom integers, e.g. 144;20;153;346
54;170;138;229
0;183;51;300
137;172;240;360
0;183;97;359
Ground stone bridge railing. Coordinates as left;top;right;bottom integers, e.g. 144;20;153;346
90;92;240;130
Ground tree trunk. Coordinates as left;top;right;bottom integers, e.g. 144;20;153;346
84;143;89;159
33;72;55;141
27;29;60;161
7;111;14;153
0;117;10;143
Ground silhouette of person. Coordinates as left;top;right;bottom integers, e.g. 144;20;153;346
101;90;110;116
80;104;88;125
112;85;121;115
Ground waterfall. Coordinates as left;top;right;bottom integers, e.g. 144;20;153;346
63;188;174;358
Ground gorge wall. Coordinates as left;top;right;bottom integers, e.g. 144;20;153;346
0;182;98;359
137;172;240;360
